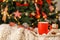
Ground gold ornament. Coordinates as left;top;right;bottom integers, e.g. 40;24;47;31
49;13;51;15
19;16;21;18
32;23;34;25
8;16;10;19
2;12;9;22
24;0;27;4
37;19;40;22
20;0;23;2
25;12;28;16
3;0;8;2
55;11;58;13
14;17;17;21
56;16;58;18
35;0;37;3
32;0;34;3
10;14;12;17
1;6;9;22
31;12;35;16
18;22;20;25
13;0;16;1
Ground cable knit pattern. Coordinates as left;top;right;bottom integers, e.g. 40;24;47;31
0;24;11;40
0;24;60;40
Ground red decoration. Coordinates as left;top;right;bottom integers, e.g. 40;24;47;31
16;2;22;6
29;14;33;18
35;3;40;19
35;14;40;19
35;3;40;15
49;5;54;12
38;22;48;35
23;4;29;6
23;2;29;6
42;12;47;19
37;0;43;5
46;0;51;5
13;10;21;18
16;2;29;6
9;22;16;27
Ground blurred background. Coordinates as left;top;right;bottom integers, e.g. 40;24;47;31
55;0;60;11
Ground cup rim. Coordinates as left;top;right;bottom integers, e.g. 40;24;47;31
38;22;48;23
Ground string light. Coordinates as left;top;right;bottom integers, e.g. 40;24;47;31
37;19;40;22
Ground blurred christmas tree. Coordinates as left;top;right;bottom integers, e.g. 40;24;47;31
0;0;59;27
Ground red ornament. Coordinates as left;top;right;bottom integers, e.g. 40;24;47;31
42;12;47;19
46;0;51;5
35;14;40;19
30;12;35;17
16;2;22;6
37;0;43;5
49;5;54;12
23;2;29;6
9;22;16;27
35;3;40;15
38;22;48;35
13;10;21;18
23;4;29;6
29;14;33;18
35;3;40;19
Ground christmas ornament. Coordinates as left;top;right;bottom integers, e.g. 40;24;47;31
1;5;9;22
35;3;40;15
16;2;22;6
31;12;35;16
35;14;40;19
37;0;43;5
14;17;18;21
56;16;58;19
49;13;51;15
42;12;47;19
20;0;23;2
49;5;54;12
29;12;35;18
25;12;28;16
34;0;37;3
35;3;40;19
29;14;33;18
46;0;51;5
13;0;16;1
23;1;29;6
32;0;34;3
37;19;40;22
13;10;21;18
3;0;8;2
18;22;20;25
55;11;58;13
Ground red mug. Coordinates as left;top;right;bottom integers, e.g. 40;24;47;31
38;22;48;35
